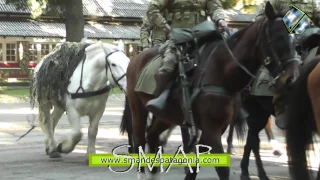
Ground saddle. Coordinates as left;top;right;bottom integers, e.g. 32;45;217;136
171;20;224;74
171;20;223;47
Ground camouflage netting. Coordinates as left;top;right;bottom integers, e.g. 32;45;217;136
30;42;91;110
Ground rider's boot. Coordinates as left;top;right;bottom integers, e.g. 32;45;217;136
146;69;173;116
146;40;178;116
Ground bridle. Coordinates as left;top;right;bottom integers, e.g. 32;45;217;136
255;17;301;78
104;49;127;92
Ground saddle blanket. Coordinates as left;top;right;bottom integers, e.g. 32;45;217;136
134;55;162;95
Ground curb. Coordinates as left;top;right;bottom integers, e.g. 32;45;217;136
0;93;126;104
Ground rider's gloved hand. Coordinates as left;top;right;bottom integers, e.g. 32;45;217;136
217;19;228;33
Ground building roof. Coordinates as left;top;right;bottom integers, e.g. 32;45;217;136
0;0;256;40
0;0;255;21
0;20;140;39
0;0;149;18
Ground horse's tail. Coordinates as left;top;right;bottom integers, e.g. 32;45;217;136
233;93;247;142
233;108;247;143
120;96;132;136
286;58;320;179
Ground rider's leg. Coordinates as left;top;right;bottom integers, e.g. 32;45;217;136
146;40;179;115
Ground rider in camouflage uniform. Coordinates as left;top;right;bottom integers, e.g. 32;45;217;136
140;16;167;50
145;0;228;116
253;0;319;128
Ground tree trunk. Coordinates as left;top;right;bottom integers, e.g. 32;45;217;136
64;0;84;42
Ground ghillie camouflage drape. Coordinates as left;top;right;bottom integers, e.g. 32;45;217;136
30;42;91;109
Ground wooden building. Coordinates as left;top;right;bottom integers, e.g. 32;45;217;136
0;0;254;81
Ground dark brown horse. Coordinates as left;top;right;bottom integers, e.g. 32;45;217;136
285;34;320;180
125;2;300;180
227;116;282;156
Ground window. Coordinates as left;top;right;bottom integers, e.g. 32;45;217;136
6;43;16;62
41;44;50;58
29;44;38;61
52;43;57;50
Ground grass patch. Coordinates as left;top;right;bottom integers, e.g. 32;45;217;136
0;86;123;98
0;86;30;98
110;87;123;94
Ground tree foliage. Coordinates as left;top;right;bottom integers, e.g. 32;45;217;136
221;0;239;9
5;0;65;19
5;0;84;42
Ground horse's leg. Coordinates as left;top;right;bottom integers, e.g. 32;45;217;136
317;163;320;180
202;124;229;180
130;94;149;180
241;98;270;180
86;103;105;162
240;127;253;180
180;126;191;174
158;125;175;146
38;103;61;158
252;125;270;180
146;117;172;180
185;112;230;180
264;116;282;156
184;136;206;180
128;130;134;153
45;105;64;155
227;124;235;154
57;107;82;154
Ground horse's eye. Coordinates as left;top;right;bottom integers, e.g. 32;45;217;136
111;63;116;67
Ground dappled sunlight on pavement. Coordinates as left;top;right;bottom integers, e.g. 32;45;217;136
0;101;319;179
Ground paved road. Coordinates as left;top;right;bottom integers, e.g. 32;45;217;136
0;100;319;180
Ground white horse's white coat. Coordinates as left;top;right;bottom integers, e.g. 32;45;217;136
33;39;130;160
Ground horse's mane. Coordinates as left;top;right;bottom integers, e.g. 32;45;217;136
226;11;286;49
226;17;267;49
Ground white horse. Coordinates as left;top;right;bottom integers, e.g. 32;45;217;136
32;39;130;161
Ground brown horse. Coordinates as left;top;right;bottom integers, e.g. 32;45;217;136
125;2;300;180
285;34;320;179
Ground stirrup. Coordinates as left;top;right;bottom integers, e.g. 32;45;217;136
146;89;170;117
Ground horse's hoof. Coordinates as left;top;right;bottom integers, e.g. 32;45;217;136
219;177;230;180
45;147;49;155
240;175;252;180
57;143;63;153
273;150;282;156
259;175;270;180
146;173;161;180
137;172;146;180
49;151;61;158
184;167;189;174
227;148;234;155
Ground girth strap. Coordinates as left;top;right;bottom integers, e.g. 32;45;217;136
70;84;112;99
190;85;232;103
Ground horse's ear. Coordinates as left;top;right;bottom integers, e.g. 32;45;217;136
117;39;125;52
265;1;276;20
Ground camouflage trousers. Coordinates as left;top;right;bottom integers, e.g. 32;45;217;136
158;39;181;72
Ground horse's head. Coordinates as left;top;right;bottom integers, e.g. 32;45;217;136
258;2;301;91
100;41;130;93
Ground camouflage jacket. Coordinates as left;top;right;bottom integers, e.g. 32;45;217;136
140;16;166;48
256;0;320;26
146;0;226;30
140;17;151;48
